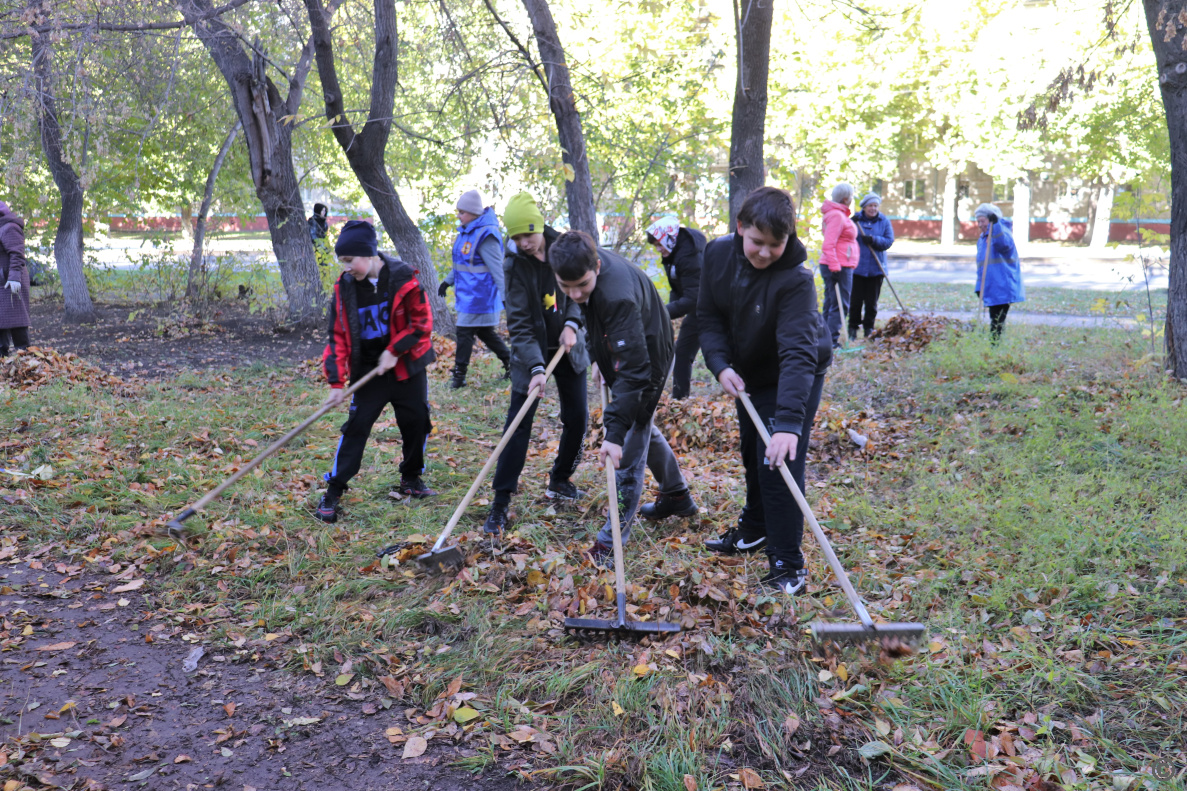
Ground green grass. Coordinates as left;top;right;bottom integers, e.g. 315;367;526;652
3;325;1186;790
891;281;1168;319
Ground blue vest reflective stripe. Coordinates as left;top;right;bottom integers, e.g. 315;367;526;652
451;207;504;314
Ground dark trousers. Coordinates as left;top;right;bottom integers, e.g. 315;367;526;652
820;267;853;347
671;314;700;400
848;274;884;336
454;325;511;373
491;359;587;503
0;327;29;353
325;369;431;494
736;375;825;570
988;304;1010;341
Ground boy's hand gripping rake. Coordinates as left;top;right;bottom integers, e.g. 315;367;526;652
164;366;384;543
563;384;681;639
737;392;925;645
415;346;567;575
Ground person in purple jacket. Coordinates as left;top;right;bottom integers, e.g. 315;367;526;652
0;202;30;356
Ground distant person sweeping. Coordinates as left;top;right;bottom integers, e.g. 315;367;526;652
819;183;859;348
645;216;706;400
439;189;511;389
0;201;30;356
849;193;895;341
973;203;1025;342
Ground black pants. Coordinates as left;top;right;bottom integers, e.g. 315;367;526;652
671;314;700;400
325;369;431;495
988;304;1010;341
454;325;511;374
491;359;587;503
737;375;825;569
848;274;884;336
0;327;29;354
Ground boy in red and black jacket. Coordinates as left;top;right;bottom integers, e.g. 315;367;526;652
316;220;437;522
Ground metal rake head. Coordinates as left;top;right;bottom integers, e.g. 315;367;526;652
809;621;926;644
415;545;465;576
563;616;682;640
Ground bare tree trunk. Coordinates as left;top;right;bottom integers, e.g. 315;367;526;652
178;0;324;325
520;0;598;238
940;168;958;245
1087;182;1114;249
1143;0;1187;375
30;27;95;323
188;119;240;300
727;0;773;230
302;0;454;335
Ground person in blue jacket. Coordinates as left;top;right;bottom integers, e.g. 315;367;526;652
974;203;1025;342
439;190;512;388
848;193;895;341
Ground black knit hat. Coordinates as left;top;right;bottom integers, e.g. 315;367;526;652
335;220;378;257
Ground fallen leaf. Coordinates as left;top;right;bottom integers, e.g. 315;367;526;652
174;755;192;764
108;714;127;728
35;642;76;652
335;673;354;686
632;664;652;677
49;737;70;748
111;579;145;593
784;712;801;736
223;702;236;717
858;741;894;760
221;747;233;757
612;701;625;717
453;706;481;724
963;729;987;762
402;735;428;759
739;767;764;789
683;775;698;791
284;716;321;727
127;768;156;781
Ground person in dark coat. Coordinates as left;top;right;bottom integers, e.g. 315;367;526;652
309;203;334;268
697;187;832;594
0;201;30;355
314;220;438;523
480;193;590;536
848;193;895;340
548;230;696;562
645;217;707;400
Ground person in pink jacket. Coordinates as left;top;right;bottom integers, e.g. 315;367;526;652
818;183;859;347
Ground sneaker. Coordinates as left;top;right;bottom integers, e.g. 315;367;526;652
704;523;766;554
483;502;509;535
449;370;466;389
545;480;586;503
760;563;808;595
398;476;438;499
585;540;613;565
314;491;341;523
639;490;698;520
847;328;858;342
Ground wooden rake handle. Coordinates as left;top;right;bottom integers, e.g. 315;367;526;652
737;392;874;629
429;345;567;552
169;365;384;527
600;383;628;606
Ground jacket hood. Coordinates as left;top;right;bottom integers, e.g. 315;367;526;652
0;202;23;227
731;231;808;272
460;205;500;233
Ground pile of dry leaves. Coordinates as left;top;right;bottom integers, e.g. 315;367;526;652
0;347;140;396
866;313;952;354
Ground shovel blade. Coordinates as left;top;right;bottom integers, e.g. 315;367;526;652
809;621;926;643
416;545;464;575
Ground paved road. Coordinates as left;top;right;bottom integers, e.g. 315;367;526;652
885;242;1168;291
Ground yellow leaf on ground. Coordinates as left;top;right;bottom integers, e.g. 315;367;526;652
453;706;481;724
632;664;651;678
402;735;427;759
739;767;765;789
611;701;625;716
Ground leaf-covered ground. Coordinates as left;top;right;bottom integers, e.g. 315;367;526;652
2;316;1185;791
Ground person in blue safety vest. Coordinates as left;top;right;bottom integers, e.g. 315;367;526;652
439;190;512;389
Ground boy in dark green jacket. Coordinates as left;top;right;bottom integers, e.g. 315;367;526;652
481;193;590;535
548;230;695;562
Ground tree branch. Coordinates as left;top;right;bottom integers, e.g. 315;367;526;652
481;0;548;94
1;0;254;40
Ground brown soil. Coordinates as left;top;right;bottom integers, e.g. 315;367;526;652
0;565;531;791
26;302;325;378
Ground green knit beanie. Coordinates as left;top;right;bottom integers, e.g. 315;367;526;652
502;192;546;237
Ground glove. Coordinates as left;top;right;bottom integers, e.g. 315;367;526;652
5;280;18;295
437;281;450;298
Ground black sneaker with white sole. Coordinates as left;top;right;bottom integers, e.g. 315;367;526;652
760;563;808;595
545;479;586;503
483;501;509;535
704;525;766;554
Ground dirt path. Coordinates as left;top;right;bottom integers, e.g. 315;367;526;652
0;563;531;791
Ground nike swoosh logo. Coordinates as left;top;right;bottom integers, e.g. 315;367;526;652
736;536;765;550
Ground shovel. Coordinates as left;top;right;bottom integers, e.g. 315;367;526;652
563;383;681;638
415;346;567;574
165;365;383;543
737;392;925;645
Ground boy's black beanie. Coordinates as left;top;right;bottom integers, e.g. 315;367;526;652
335;220;378;257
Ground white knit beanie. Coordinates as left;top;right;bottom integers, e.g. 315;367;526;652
974;203;1003;222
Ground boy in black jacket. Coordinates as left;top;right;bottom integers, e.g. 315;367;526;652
697;187;832;594
548;230;695;562
481;193;591;536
